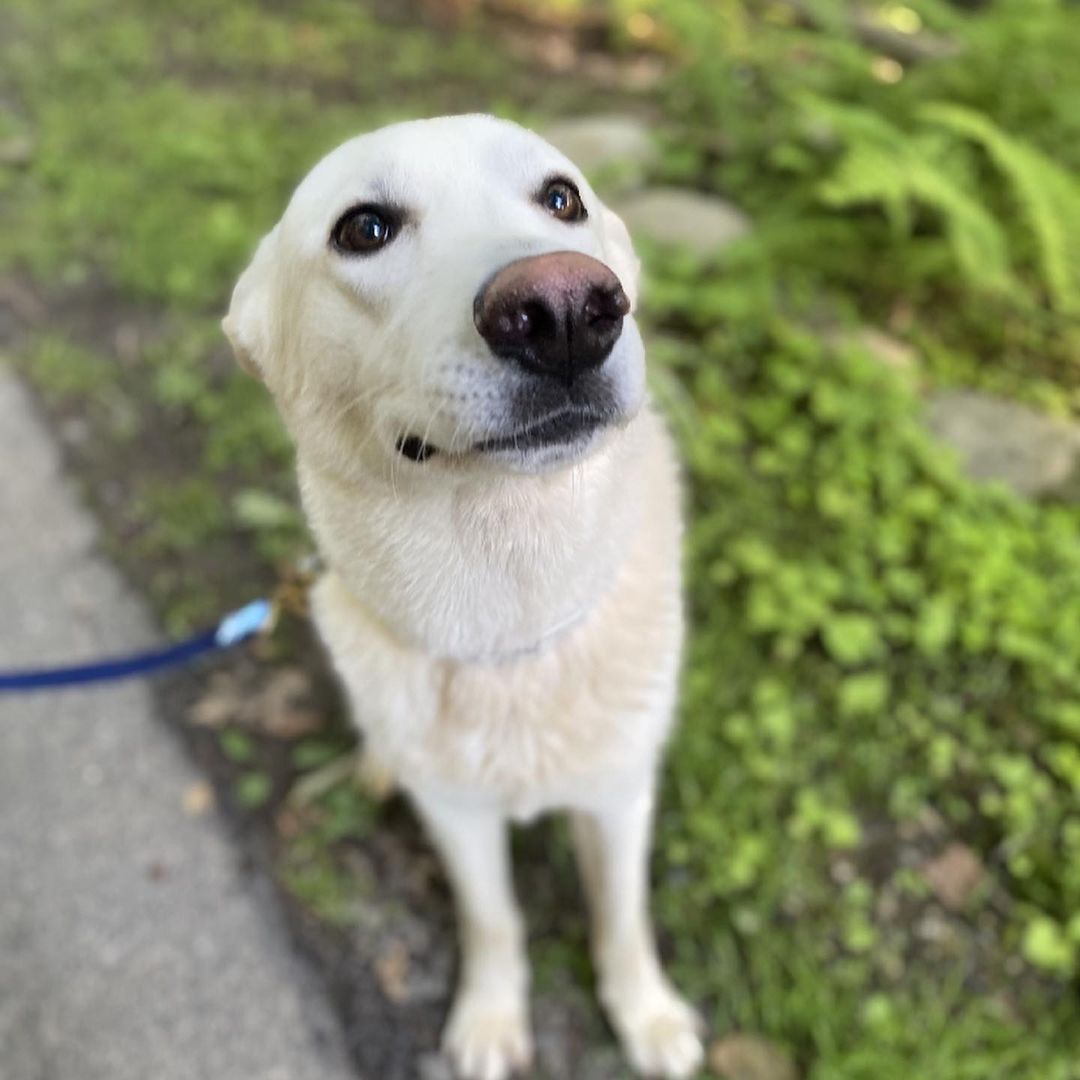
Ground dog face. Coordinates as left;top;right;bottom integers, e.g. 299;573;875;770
224;114;644;477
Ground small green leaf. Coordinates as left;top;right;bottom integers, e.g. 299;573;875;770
915;596;957;656
219;728;255;764
823;614;883;665
234;771;273;810
838;672;890;717
1022;916;1077;975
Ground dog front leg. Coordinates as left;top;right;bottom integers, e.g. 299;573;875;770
572;788;704;1079
411;790;532;1080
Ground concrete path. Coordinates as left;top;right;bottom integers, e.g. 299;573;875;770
0;367;357;1080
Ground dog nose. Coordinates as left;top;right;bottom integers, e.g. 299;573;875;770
473;252;629;383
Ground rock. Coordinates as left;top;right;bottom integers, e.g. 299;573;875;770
256;666;323;738
613;187;752;256
925;390;1080;498
710;1034;799;1080
919;843;985;912
541;114;657;187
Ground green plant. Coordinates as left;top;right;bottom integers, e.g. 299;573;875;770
638;0;1080;401
648;304;1080;1072
803;97;1080;313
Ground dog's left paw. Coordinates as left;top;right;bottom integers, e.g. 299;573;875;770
605;980;704;1079
443;987;533;1080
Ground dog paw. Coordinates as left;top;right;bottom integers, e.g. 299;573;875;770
606;982;704;1079
443;989;532;1080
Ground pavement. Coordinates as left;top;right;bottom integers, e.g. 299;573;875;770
0;366;358;1080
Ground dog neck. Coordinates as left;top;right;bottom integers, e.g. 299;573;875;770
296;416;650;663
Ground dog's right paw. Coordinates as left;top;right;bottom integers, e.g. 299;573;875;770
443;989;533;1080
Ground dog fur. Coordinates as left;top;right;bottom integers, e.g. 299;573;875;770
224;114;703;1080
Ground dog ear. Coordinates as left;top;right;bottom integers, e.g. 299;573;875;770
600;205;641;313
222;226;281;379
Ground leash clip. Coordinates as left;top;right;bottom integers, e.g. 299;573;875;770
214;599;276;648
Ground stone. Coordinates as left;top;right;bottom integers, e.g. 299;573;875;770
925;389;1080;498
710;1034;799;1080
613;187;752;255
541;114;657;186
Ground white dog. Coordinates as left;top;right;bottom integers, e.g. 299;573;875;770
224;114;703;1080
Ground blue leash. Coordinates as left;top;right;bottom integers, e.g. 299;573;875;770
0;599;274;693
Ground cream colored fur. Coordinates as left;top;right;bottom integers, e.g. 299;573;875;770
224;114;703;1080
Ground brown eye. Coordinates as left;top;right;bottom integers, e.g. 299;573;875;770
331;206;397;254
539;178;586;223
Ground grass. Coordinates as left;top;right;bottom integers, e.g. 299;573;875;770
4;0;1080;1076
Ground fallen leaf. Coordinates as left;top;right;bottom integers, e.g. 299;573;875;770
190;667;324;739
920;843;985;912
182;780;215;816
189;672;244;728
375;939;412;1004
246;667;323;739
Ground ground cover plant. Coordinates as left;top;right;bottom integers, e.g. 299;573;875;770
3;0;1080;1076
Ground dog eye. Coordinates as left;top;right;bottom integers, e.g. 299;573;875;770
331;206;397;255
538;178;586;223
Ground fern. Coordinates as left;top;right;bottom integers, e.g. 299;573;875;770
920;102;1080;314
801;97;1012;294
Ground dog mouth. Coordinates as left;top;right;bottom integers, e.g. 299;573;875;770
473;406;606;454
395;434;438;462
395;406;608;463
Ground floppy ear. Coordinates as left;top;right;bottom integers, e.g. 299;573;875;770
600;205;641;312
222;225;281;379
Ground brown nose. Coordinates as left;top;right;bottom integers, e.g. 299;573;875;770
473;252;629;384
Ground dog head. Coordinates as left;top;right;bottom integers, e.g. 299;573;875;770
223;114;644;479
